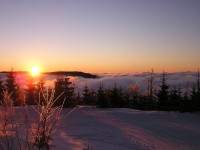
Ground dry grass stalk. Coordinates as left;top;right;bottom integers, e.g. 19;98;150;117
28;88;65;149
0;90;21;150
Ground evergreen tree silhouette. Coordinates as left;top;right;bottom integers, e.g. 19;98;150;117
183;82;190;101
109;84;124;108
26;76;36;105
0;77;4;101
54;75;75;107
197;69;200;94
179;82;190;112
75;92;82;105
196;70;200;107
190;84;197;111
97;83;110;108
157;72;169;110
169;84;182;110
82;83;91;105
5;69;19;105
191;69;200;110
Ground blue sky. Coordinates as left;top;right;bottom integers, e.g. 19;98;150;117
0;0;200;73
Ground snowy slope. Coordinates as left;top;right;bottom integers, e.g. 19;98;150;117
51;106;200;150
2;106;200;150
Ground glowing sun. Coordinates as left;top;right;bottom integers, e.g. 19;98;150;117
30;66;40;76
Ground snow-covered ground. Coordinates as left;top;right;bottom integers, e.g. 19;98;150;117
52;106;200;150
1;106;200;150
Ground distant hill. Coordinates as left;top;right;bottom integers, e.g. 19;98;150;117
45;71;98;78
0;71;98;79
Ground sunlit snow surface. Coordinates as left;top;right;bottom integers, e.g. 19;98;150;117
2;106;200;149
52;106;200;150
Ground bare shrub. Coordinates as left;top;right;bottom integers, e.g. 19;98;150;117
26;88;64;150
0;90;21;150
0;87;65;150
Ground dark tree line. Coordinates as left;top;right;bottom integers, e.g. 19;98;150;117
81;70;200;112
0;69;200;112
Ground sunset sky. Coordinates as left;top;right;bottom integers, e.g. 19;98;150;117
0;0;200;73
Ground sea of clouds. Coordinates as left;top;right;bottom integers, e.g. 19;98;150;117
73;72;198;93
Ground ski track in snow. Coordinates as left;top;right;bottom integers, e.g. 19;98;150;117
52;106;200;150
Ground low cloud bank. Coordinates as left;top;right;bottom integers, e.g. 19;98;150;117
74;72;197;93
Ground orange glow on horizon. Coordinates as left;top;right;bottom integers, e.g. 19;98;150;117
34;65;199;74
0;62;198;74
